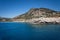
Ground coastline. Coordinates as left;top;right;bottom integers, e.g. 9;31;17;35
12;17;60;24
28;17;60;24
0;17;60;24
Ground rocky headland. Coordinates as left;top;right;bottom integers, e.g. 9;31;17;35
0;8;60;24
12;8;60;24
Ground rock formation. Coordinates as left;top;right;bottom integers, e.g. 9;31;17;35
0;8;60;24
13;8;60;24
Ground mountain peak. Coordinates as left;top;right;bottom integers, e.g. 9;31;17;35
29;8;56;12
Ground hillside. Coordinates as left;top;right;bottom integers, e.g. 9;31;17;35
13;8;60;19
0;8;60;23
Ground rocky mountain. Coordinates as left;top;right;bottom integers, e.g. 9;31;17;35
0;8;60;23
13;8;60;19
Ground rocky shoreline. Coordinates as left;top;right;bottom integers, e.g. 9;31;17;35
0;17;60;25
25;17;60;24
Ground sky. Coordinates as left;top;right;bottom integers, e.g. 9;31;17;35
0;0;60;18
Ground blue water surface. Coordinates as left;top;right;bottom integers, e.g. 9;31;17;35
0;22;60;40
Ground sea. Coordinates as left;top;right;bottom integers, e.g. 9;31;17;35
0;22;60;40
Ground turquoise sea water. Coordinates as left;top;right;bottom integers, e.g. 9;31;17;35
0;22;60;40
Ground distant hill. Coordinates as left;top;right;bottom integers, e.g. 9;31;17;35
13;8;60;19
0;17;12;22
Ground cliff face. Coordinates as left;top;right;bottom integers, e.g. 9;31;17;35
13;8;60;19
